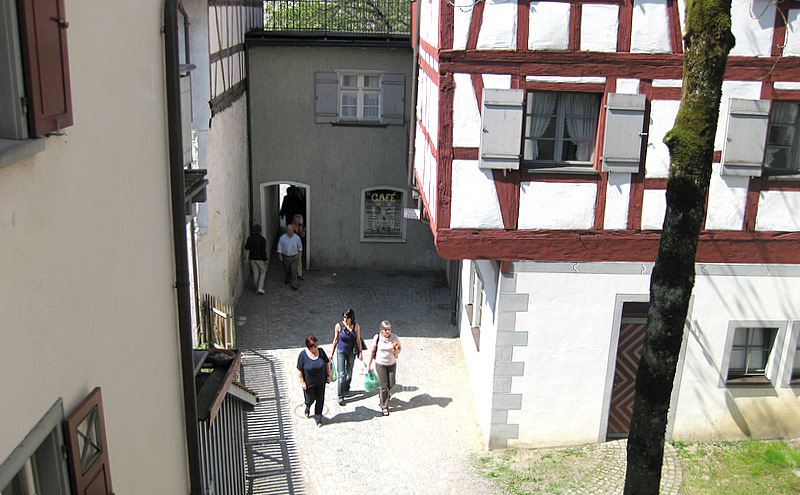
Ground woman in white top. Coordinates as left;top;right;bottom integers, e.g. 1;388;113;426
367;320;402;416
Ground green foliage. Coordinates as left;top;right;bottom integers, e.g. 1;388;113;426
264;0;410;35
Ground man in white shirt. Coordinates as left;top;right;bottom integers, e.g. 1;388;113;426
277;224;303;290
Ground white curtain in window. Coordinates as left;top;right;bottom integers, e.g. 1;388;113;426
526;92;558;160
563;93;598;162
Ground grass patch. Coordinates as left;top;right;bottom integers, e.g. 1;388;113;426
676;440;800;495
471;440;800;495
470;444;602;494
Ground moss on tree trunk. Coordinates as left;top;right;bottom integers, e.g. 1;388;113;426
623;0;734;493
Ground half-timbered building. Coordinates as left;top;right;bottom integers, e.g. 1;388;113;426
412;0;800;448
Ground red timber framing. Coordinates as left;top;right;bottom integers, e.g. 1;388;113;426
423;0;800;263
435;229;800;263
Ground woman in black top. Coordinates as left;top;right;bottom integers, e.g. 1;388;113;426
297;335;331;426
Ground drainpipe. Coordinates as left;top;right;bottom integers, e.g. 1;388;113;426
164;1;203;494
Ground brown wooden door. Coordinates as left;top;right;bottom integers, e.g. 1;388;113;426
64;387;114;495
607;317;647;439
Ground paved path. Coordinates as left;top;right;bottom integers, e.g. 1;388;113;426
236;264;498;494
235;263;684;494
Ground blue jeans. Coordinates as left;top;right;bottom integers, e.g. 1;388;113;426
336;349;357;399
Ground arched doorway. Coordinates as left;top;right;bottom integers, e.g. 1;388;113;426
259;181;311;270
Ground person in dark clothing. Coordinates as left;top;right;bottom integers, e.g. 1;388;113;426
245;224;268;294
297;335;331;426
330;308;362;405
279;186;304;227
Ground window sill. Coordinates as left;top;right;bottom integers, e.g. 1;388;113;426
0;138;45;169
726;376;773;387
762;168;800;181
523;164;599;176
332;121;389;128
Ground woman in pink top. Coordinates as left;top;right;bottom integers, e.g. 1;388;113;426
367;320;402;416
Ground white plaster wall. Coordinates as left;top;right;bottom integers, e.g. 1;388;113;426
716;81;763;151
419;70;439;147
453;0;473;50
615;78;640;94
0;1;189;492
653;79;682;88
477;0;518;50
459;261;499;445
526;76;606;84
706;162;749;230
581;4;619;52
784;10;800;57
641;189;667;229
483;74;512;89
509;266;651;446
671;272;800;440
196;97;250;303
503;263;800;447
630;0;672;54
645;99;680;178
729;0;775;57
529;2;571;51
451;160;504;228
420;0;440;49
519;182;597;229
415;123;439;226
755;191;800;231
453;73;481;148
605;173;632;229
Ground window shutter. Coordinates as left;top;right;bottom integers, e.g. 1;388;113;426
314;72;339;123
601;93;647;173
381;73;405;125
17;0;73;136
64;387;114;495
479;88;524;170
720;98;770;177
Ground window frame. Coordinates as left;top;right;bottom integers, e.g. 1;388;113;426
764;100;800;178
0;399;71;495
522;89;603;174
722;320;788;387
339;72;382;122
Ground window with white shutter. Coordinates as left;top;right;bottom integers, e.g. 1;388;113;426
720;98;770;177
479;89;525;170
601;93;647;173
314;71;405;125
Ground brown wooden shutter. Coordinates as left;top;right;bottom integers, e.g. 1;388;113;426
17;0;73;136
64;387;114;495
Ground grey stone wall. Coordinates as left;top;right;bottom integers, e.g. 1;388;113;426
247;42;443;271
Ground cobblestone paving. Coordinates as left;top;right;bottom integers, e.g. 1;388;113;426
237;264;497;494
565;440;682;495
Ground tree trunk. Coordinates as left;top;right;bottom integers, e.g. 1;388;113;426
623;1;735;493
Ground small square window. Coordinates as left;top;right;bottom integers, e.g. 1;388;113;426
727;326;778;382
339;74;382;122
523;91;601;171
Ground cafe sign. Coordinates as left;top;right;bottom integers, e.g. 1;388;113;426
363;188;404;239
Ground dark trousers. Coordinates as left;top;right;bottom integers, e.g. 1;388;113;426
282;255;299;288
303;384;325;420
375;363;396;410
336;350;357;399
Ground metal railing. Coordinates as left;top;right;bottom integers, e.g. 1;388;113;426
263;0;411;36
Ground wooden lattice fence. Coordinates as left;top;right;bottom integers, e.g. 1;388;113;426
201;294;235;349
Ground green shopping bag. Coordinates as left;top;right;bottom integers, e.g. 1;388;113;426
364;370;379;392
330;360;338;382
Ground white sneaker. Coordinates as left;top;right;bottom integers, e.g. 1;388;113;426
258;289;265;294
